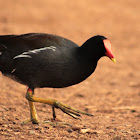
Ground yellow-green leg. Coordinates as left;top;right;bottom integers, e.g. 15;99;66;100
22;88;39;124
22;88;93;124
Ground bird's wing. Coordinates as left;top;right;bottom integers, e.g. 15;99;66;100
0;33;61;49
0;33;59;60
13;46;57;60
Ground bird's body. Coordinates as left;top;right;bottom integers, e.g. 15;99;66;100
0;33;115;123
0;33;97;88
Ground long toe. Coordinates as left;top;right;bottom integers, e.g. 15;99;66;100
54;101;93;119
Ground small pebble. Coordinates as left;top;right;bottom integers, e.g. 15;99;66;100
80;128;91;134
29;130;35;135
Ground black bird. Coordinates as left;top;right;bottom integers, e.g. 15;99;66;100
0;33;116;124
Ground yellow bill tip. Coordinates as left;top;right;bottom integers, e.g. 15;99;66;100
111;58;116;63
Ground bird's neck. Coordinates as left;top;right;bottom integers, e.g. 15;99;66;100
79;45;102;63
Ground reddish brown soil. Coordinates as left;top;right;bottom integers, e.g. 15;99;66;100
0;0;140;139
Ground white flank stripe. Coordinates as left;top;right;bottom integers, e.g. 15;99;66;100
0;52;2;55
13;54;32;59
11;68;16;73
23;46;56;54
13;46;56;60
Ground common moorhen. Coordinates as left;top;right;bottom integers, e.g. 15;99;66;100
0;33;116;124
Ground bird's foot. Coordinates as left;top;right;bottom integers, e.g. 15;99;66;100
21;118;72;126
21;118;40;125
52;101;93;120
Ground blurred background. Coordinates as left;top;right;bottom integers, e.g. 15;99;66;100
0;0;139;43
0;0;140;139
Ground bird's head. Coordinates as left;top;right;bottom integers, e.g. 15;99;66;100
81;35;116;63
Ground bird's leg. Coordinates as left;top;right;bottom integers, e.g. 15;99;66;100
52;106;56;120
26;89;93;120
22;88;39;124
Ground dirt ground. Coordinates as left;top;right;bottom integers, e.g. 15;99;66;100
0;0;140;139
